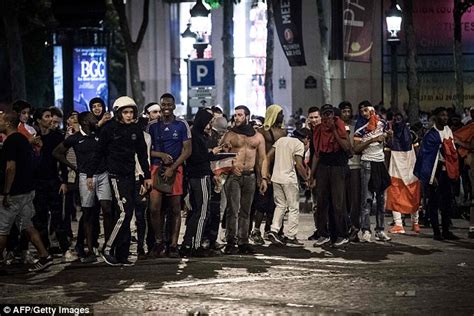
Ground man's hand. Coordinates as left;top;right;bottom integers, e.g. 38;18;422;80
327;118;336;131
2;195;11;208
98;112;112;127
31;136;42;147
373;134;386;143
144;179;153;190
259;179;268;195
162;167;175;181
59;183;68;195
86;177;94;192
212;145;223;155
160;153;174;165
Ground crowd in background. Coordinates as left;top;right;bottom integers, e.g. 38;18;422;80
0;94;473;272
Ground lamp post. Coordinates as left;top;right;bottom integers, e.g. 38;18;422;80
386;0;402;112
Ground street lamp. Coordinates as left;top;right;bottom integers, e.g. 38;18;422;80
189;0;211;59
386;0;402;112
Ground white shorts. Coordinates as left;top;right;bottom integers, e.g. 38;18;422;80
0;191;35;235
79;172;112;207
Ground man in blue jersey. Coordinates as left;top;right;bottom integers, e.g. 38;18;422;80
148;93;192;258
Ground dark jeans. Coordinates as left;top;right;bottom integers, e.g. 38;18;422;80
134;180;147;251
184;176;211;249
106;175;135;261
203;182;221;246
224;173;256;245
33;179;70;252
360;161;385;232
316;164;348;238
346;168;361;229
428;168;453;235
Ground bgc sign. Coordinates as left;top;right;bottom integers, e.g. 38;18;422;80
80;59;106;79
73;47;108;112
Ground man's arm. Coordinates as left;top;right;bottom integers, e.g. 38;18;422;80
333;129;351;152
3;161;15;207
262;147;275;180
53;142;76;171
255;133;266;181
136;131;151;180
3;161;15;196
294;155;308;181
174;140;192;170
353;136;383;154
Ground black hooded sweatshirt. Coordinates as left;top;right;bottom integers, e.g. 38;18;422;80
187;109;218;178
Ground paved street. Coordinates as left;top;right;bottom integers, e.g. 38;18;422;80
1;214;474;315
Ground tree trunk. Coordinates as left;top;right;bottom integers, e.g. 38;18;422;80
316;0;331;105
222;0;234;116
112;0;149;111
264;0;274;106
2;0;27;101
402;0;420;125
127;50;143;109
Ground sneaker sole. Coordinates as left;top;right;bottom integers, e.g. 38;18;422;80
268;234;285;246
100;254;121;267
313;239;330;247
29;260;53;272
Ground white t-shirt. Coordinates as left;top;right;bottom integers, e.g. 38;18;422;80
271;137;305;184
354;120;386;162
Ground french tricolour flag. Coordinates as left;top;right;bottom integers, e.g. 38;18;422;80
386;126;421;214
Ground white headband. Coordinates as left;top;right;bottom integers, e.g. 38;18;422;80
147;104;161;113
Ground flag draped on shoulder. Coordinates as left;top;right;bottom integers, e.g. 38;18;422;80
386;122;421;214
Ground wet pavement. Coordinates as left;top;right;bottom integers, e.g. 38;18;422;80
1;214;474;315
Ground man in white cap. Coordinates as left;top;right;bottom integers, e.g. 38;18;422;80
87;96;152;266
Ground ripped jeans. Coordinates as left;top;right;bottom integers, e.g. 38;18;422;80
360;161;385;232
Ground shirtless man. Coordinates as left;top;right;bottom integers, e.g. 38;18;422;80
221;105;266;255
250;105;286;245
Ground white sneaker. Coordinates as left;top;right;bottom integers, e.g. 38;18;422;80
63;250;78;262
360;230;372;243
375;231;392;242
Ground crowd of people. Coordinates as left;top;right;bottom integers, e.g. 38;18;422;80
0;93;473;272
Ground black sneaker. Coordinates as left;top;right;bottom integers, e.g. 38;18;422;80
442;231;460;240
137;248;147;260
433;233;444;241
348;227;360;242
167;246;180;258
74;244;86;258
118;259;135;267
152;243;166;258
333;237;349;247
469;230;474;239
238;244;256;255
80;254;98;264
250;230;265;245
223;244;238;255
29;256;53;272
307;230;319;240
179;245;193;258
268;231;286;246
101;252;121;267
313;236;331;247
284;237;304;247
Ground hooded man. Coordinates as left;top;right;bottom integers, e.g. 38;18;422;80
89;97;111;129
181;108;223;256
